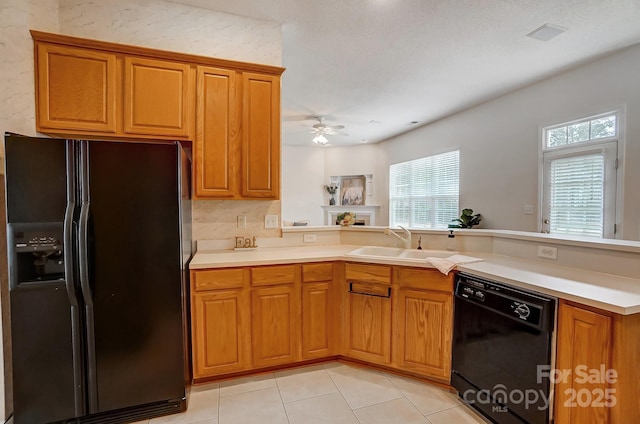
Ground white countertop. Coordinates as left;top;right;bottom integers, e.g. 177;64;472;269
189;245;640;315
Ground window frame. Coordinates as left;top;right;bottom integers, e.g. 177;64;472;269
538;109;624;238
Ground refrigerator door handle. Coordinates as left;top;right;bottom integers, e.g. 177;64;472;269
78;140;99;413
65;139;85;417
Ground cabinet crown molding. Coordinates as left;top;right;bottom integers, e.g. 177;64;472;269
30;30;285;76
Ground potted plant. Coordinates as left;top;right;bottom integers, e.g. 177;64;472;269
449;208;482;228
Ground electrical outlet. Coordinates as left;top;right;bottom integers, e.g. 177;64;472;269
524;205;534;215
303;234;317;243
537;245;558;260
264;215;279;229
237;215;246;228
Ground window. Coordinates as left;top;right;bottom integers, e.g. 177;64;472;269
541;112;620;238
389;150;459;228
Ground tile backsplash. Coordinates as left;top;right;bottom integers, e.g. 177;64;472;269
192;199;282;242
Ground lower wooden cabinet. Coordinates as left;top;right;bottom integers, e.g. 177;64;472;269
301;282;333;358
191;262;456;384
343;263;392;363
393;288;452;381
251;284;300;368
192;289;250;377
554;301;640;423
344;283;392;364
392;267;453;381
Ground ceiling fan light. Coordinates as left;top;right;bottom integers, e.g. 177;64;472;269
313;134;328;145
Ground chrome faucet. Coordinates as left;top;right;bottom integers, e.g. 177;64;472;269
384;226;412;248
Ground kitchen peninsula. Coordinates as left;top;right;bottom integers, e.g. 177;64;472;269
189;226;640;423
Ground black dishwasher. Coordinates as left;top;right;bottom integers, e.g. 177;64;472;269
451;273;556;424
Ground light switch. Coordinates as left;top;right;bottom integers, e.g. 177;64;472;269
265;215;279;229
237;215;246;228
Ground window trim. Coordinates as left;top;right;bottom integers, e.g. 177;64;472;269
538;108;625;238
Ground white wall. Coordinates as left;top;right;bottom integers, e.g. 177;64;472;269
0;0;59;150
281;145;325;225
334;42;640;240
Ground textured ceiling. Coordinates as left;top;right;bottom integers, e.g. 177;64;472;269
169;0;640;147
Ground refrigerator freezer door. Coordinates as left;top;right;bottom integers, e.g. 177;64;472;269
4;135;85;423
82;141;186;414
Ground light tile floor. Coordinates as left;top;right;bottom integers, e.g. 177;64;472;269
134;361;488;424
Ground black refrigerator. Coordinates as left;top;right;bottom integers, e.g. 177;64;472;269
2;133;192;424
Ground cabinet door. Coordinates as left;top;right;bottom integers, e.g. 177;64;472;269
344;286;391;364
36;43;117;133
555;303;612;424
251;285;299;368
241;72;280;199
393;288;452;381
301;282;334;359
123;57;192;137
192;289;250;378
194;66;238;198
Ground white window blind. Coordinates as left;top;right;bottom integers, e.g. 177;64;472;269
389;150;459;228
541;111;619;238
547;153;604;236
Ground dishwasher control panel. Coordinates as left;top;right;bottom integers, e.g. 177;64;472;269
455;274;556;331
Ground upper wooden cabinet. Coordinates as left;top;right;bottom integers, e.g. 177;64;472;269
241;72;280;199
123;57;193;137
195;66;238;198
31;31;284;199
35;43;117;133
34;34;194;140
194;69;281;199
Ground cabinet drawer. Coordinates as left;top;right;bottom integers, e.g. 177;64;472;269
302;263;333;282
193;268;247;291
396;267;453;292
251;265;297;286
345;263;391;285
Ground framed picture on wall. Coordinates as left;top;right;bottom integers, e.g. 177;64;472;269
340;175;366;205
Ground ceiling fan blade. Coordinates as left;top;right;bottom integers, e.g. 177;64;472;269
326;129;349;136
328;125;345;130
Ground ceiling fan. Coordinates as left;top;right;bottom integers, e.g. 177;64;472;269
310;116;346;145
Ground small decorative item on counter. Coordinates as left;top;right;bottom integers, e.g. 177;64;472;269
323;182;339;205
449;208;482;228
446;230;457;251
337;211;356;226
234;236;258;250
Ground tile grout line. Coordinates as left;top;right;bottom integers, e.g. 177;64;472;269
386;374;470;420
216;381;221;423
218;373;277;398
274;373;293;424
323;363;365;424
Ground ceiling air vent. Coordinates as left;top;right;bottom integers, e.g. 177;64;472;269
527;24;566;41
